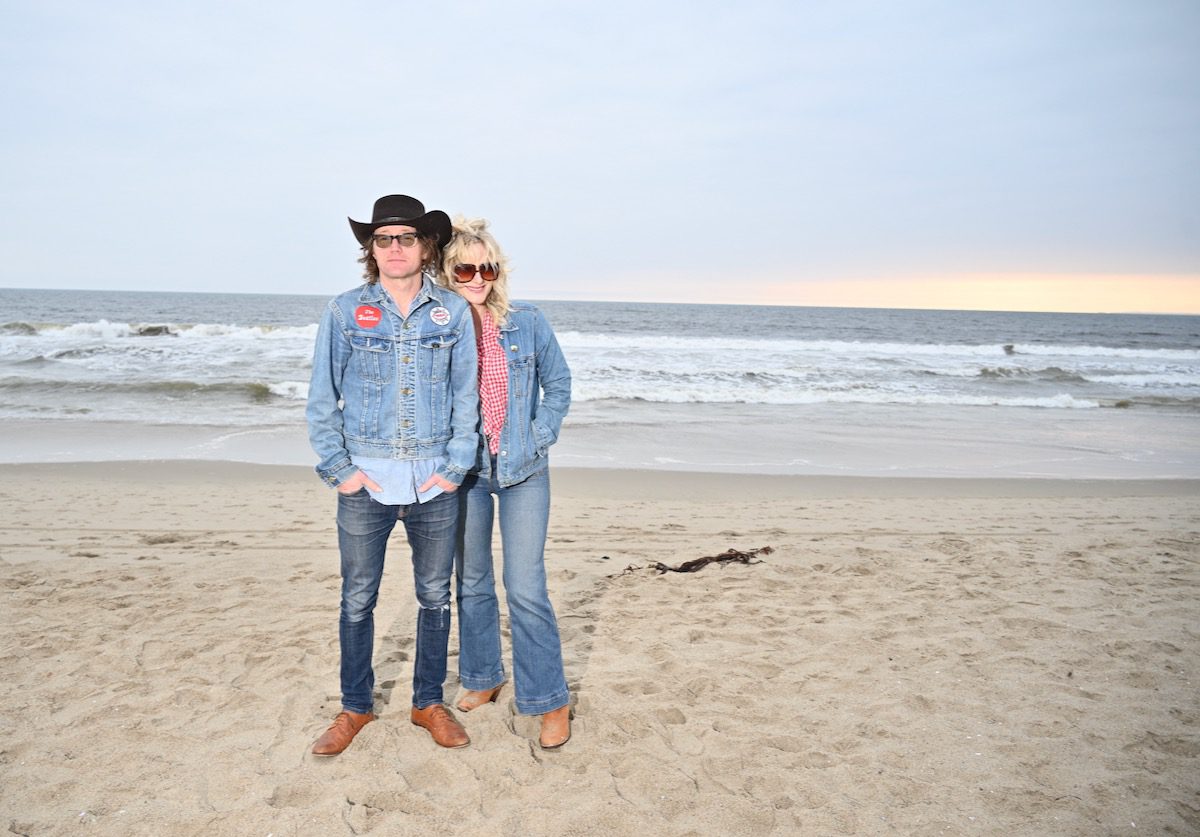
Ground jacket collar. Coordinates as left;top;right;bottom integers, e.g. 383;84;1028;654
358;282;385;304
358;275;447;312
497;307;521;333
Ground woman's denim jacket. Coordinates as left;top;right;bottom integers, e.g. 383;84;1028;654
476;302;571;487
306;278;479;489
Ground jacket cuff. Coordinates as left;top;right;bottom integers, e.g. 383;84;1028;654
532;421;554;451
317;458;356;488
436;462;468;487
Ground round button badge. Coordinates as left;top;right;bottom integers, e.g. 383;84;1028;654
354;305;382;328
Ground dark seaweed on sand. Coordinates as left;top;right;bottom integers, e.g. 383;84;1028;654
612;546;772;577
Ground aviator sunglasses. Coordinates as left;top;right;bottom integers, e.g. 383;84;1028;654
452;263;500;283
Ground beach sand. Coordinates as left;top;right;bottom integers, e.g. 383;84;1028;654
1;462;1197;835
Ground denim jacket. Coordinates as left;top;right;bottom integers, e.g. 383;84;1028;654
306;277;479;488
476;302;571;487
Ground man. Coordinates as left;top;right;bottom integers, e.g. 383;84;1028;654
306;194;478;753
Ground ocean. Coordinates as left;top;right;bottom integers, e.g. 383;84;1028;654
2;287;1198;478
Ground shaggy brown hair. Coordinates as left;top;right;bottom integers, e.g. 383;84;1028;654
357;233;442;284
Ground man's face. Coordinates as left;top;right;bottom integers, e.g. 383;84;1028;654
372;224;425;283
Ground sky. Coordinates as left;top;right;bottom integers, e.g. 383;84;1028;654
2;0;1198;313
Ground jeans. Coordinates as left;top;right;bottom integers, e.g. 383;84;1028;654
455;464;569;715
337;488;458;713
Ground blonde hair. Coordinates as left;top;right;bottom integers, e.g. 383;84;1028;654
438;215;512;326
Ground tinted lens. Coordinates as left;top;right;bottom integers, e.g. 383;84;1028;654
452;263;500;282
373;233;417;247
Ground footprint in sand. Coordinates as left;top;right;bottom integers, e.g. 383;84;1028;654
655;707;686;725
138;533;193;545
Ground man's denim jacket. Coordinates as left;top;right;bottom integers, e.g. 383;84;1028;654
306;277;479;489
475;302;571;487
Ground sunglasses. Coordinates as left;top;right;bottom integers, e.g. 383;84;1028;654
452;263;500;283
372;233;419;248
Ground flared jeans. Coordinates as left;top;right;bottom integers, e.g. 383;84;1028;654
454;465;569;715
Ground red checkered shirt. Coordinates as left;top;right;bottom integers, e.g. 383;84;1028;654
476;311;508;454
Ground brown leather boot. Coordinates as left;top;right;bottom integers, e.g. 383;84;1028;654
410;704;470;748
539;705;571;750
311;710;374;756
455;685;503;712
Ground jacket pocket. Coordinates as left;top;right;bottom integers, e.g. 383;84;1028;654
350;334;393;384
507;355;534;398
420;334;457;383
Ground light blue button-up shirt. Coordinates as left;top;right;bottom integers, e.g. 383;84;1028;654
350;455;445;504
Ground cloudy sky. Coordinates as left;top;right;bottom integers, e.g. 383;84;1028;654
2;0;1198;312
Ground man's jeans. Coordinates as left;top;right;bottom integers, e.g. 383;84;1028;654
454;465;569;715
337;488;458;713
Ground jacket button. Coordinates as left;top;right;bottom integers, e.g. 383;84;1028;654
401;388;412;396
401;420;411;428
500;450;507;456
401;355;411;363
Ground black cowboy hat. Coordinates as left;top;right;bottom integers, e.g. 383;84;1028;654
348;195;453;249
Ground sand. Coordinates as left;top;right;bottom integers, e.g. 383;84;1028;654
1;462;1197;836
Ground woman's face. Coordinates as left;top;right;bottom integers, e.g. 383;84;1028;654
452;242;497;309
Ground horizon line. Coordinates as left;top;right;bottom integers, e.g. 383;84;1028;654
2;284;1198;318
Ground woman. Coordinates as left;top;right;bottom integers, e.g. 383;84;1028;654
439;216;573;749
